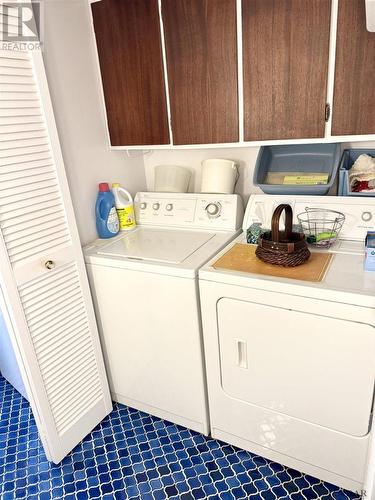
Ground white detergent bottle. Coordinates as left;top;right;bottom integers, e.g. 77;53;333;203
112;183;136;231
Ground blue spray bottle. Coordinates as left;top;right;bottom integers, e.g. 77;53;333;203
95;183;120;238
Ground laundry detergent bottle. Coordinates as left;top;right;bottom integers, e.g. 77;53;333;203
95;183;119;238
112;183;136;231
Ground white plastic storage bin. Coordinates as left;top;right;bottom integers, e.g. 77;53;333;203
154;165;191;193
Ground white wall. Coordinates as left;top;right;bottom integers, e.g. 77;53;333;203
143;147;263;205
144;142;375;204
343;141;375;149
42;0;147;245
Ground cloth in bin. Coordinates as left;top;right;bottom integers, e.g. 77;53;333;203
349;154;375;192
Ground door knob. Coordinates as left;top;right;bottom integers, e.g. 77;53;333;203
45;260;55;270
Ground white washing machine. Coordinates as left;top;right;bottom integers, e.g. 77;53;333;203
84;192;243;435
199;194;375;493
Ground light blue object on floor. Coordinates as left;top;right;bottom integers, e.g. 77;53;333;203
0;305;28;401
0;374;359;500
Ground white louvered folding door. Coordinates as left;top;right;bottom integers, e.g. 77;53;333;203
0;7;112;463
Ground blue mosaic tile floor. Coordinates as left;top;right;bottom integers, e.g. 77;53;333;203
0;374;360;499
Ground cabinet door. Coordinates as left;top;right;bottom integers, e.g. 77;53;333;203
161;0;239;145
332;0;375;136
242;0;331;141
0;45;112;463
91;0;170;146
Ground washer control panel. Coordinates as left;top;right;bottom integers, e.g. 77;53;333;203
134;192;243;231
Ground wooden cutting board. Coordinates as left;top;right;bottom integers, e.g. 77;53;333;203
213;244;333;282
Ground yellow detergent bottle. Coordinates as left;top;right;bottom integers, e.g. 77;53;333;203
111;183;136;231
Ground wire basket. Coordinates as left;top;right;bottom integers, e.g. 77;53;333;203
296;208;345;248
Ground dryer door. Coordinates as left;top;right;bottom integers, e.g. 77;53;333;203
218;298;375;437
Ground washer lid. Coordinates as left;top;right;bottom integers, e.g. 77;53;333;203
97;227;215;264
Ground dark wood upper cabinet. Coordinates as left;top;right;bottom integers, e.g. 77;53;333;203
332;0;375;136
242;0;331;141
161;0;239;145
90;0;372;148
91;0;170;146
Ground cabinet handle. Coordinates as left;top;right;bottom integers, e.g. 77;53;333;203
45;260;55;270
325;103;331;122
236;339;248;369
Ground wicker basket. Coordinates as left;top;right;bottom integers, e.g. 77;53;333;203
256;204;310;267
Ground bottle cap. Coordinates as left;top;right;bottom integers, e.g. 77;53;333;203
99;183;110;192
112;183;120;188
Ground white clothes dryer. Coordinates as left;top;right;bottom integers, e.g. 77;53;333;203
199;194;375;493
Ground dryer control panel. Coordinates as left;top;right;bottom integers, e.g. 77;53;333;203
135;192;243;231
244;194;375;241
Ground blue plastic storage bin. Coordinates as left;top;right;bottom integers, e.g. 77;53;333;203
338;149;375;197
253;143;341;195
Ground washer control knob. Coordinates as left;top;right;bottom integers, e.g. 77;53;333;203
153;202;160;210
362;211;372;222
206;202;221;217
166;203;173;211
140;202;147;210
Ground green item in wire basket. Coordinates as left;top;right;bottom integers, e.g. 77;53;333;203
307;231;338;244
316;231;338;242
